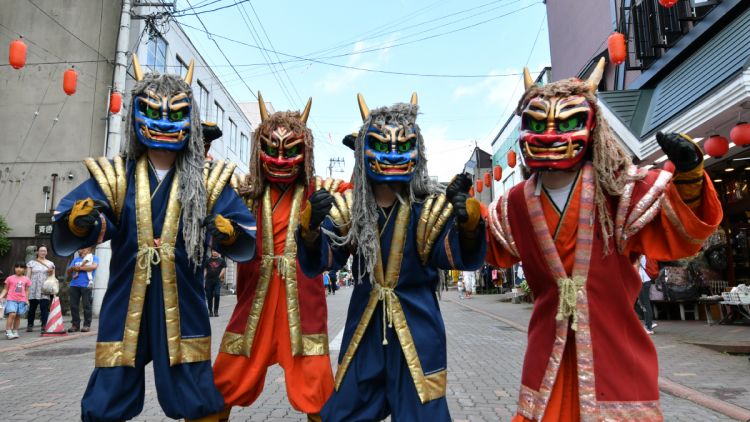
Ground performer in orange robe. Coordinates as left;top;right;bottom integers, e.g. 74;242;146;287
211;95;341;422
487;59;722;421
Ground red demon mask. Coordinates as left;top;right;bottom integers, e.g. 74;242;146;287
259;125;305;183
519;94;595;171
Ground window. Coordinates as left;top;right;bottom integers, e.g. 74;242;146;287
146;35;167;73
240;133;249;162
213;101;224;127
176;54;189;79
197;81;209;122
229;118;238;152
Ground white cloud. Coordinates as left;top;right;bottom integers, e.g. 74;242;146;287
453;68;523;109
421;126;476;183
315;36;396;94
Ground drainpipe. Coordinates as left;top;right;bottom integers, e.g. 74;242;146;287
105;0;132;158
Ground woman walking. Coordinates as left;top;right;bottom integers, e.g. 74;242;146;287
26;245;55;333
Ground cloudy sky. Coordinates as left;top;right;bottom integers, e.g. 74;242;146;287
177;0;550;181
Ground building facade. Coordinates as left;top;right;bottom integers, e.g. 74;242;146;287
0;1;254;311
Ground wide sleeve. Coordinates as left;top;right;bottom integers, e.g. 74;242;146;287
485;196;521;269
295;218;350;278
209;184;257;263
626;172;722;260
51;178;118;257
430;218;487;271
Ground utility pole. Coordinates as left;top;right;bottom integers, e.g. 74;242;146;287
105;0;132;158
328;157;345;178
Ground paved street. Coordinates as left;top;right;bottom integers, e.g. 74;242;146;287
1;287;748;421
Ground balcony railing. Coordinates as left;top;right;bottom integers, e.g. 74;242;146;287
620;0;720;70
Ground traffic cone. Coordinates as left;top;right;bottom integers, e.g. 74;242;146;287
41;297;67;337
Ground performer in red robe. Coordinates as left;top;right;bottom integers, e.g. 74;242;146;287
486;59;723;421
211;95;342;422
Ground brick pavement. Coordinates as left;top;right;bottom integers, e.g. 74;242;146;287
0;287;743;421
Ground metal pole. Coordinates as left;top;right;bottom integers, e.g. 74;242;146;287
106;0;132;158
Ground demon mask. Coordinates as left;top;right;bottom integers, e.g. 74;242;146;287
518;58;605;171
358;92;420;183
130;54;194;152
257;92;312;183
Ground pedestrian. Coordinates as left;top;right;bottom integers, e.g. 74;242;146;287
203;249;226;317
457;276;465;299
328;270;337;295
1;262;31;339
66;247;98;332
463;270;475;298
26;245;55;333
637;255;658;334
323;271;330;296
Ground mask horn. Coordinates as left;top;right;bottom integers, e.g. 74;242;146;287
184;59;195;85
300;97;312;124
586;57;606;92
132;53;144;82
410;92;418;105
258;91;269;122
523;67;534;91
357;93;370;122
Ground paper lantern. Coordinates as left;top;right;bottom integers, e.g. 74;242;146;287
109;91;122;114
658;0;679;7
476;180;483;193
483;172;491;187
493;165;502;181
9;38;27;69
730;122;750;147
469;186;474;197
607;33;626;65
704;134;729;158
507;150;517;168
663;160;675;173
63;67;77;95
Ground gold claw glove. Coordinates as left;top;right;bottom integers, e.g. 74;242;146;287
68;198;96;237
214;214;237;246
460;197;481;233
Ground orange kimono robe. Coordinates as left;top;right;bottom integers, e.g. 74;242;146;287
487;164;722;421
213;183;334;414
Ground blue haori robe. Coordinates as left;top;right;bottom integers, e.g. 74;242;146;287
297;195;486;422
51;156;256;421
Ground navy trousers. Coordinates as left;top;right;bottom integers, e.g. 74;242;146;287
80;279;223;421
321;307;451;422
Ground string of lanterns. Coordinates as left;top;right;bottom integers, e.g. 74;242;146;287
470;149;518;197
8;37;123;114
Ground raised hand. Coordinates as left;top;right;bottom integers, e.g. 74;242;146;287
656;132;701;172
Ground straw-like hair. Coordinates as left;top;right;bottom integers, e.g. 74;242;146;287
121;73;207;264
323;102;439;283
240;111;315;203
516;78;642;253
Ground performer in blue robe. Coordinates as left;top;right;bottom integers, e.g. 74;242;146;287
51;56;255;422
296;93;486;421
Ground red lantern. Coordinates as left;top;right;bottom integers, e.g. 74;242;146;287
483;172;491;187
469;186;475;197
109;90;122;114
507;150;517;168
730;122;750;147
9;38;27;69
658;0;679;7
607;33;626;65
63;67;77;95
663;160;675;173
476;180;483;193
493;165;502;181
704;134;729;158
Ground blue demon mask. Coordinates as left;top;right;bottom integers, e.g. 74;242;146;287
130;54;194;151
358;93;420;183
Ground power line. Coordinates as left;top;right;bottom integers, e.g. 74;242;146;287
26;0;110;60
181;0;258;99
172;0;251;16
177;20;545;79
